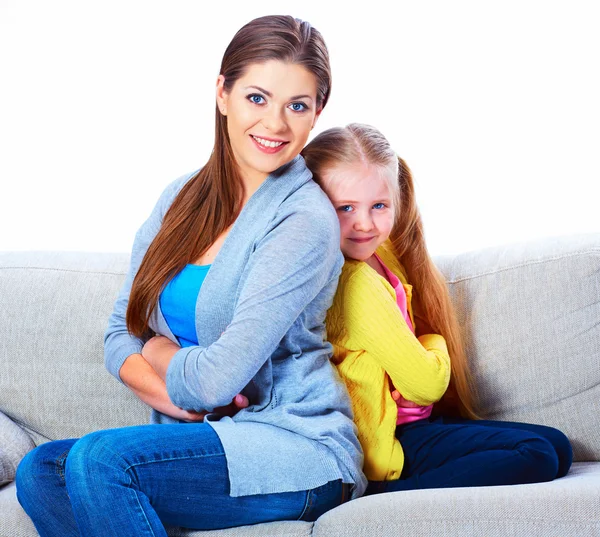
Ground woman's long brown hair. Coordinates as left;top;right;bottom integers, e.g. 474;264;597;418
126;16;332;338
302;124;478;419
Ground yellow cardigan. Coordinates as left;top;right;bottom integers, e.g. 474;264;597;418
326;243;451;481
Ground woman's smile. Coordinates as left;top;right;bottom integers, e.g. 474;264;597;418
250;134;289;154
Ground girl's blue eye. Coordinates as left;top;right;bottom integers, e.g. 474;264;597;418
249;94;265;104
289;102;307;112
338;205;353;213
373;203;386;209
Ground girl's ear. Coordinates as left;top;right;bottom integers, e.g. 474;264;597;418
216;75;228;116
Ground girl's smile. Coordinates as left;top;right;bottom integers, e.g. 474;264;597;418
320;162;396;262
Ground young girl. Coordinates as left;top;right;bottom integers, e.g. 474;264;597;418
302;123;572;492
15;17;366;536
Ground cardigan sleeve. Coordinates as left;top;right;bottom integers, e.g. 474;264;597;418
165;203;344;412
342;266;451;406
103;172;194;382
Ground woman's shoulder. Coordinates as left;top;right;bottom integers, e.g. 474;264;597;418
271;178;340;243
285;177;336;215
155;169;199;211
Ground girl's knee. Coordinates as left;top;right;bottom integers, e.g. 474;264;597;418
541;426;573;477
517;435;560;482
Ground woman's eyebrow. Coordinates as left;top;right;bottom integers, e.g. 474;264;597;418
245;85;313;101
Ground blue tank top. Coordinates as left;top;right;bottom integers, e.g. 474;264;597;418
159;264;210;347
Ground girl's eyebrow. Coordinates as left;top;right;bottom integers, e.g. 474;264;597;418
334;198;392;204
245;85;313;101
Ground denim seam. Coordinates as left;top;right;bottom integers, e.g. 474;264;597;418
124;451;225;474
55;448;71;480
297;489;312;521
128;472;159;537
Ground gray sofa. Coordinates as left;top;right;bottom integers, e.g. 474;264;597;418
1;233;599;537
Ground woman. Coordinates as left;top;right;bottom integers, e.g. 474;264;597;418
16;16;366;536
302;123;572;492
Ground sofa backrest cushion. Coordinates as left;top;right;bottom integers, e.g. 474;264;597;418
0;252;148;446
1;234;599;462
435;233;600;461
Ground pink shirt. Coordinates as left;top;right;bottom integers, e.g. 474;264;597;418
374;254;433;426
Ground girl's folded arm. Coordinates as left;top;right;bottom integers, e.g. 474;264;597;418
342;269;451;406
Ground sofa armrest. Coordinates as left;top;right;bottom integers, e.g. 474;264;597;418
0;411;35;485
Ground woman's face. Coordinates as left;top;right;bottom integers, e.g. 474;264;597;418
321;162;396;261
217;60;321;185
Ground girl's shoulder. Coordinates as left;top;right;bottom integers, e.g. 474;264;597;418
339;243;408;283
338;259;391;298
375;242;409;284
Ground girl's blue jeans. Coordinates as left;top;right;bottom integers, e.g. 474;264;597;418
366;416;573;494
16;423;348;536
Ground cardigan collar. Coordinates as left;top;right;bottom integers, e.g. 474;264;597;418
149;155;312;345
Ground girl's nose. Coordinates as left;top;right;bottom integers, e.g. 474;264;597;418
353;212;374;232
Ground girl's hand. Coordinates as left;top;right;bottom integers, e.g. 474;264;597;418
391;390;421;408
166;393;250;423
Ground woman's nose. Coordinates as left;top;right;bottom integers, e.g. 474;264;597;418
262;108;286;133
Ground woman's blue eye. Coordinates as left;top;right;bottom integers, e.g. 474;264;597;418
373;203;386;209
289;102;307;112
248;94;265;104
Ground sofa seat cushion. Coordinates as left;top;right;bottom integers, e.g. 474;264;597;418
312;461;600;537
0;482;36;537
0;481;314;537
3;463;598;536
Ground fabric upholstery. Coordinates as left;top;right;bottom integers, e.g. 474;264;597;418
0;482;314;537
0;412;35;486
313;462;600;537
435;233;600;461
0;251;148;447
1;233;599;536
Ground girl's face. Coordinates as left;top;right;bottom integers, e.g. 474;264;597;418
322;162;396;261
217;60;321;185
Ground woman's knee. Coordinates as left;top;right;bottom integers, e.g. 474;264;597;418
65;431;127;484
16;440;72;509
15;448;38;507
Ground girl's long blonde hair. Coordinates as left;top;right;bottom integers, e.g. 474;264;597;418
302;123;478;419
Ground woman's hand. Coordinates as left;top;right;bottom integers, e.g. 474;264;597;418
137;337;252;420
171;393;250;422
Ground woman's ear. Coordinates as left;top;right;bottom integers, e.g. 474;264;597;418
216;74;228;116
311;107;323;130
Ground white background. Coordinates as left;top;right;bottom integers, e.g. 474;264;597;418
1;1;598;256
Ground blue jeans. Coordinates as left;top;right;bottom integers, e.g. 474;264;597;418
16;423;348;536
366;417;573;494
